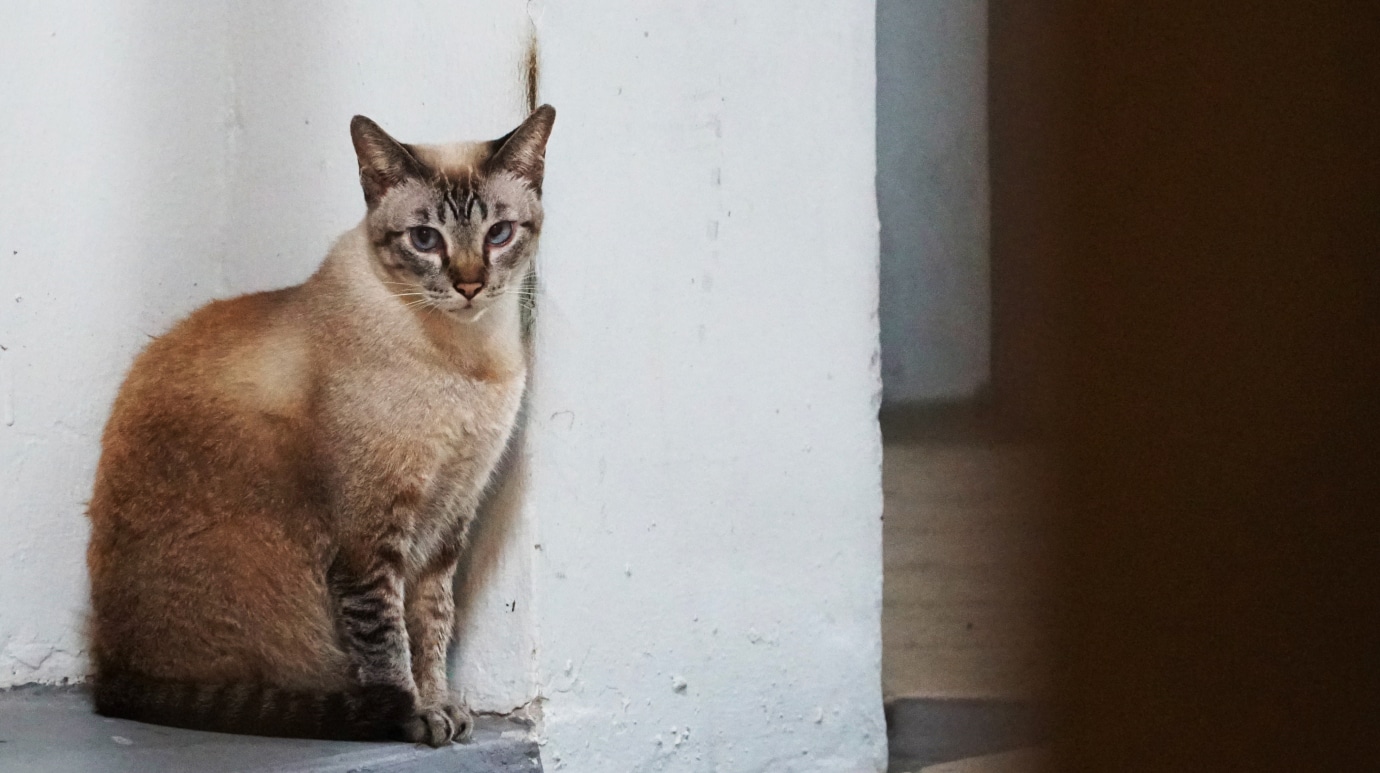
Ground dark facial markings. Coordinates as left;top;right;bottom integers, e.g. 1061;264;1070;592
490;227;531;269
466;196;487;223
432;171;494;229
443;186;463;224
395;241;443;276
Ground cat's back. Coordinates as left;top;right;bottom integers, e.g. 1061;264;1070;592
109;287;311;427
92;286;318;527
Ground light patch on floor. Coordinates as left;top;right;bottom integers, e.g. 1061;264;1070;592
918;746;1049;773
882;438;1053;700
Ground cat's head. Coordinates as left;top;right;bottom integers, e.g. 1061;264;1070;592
349;106;555;321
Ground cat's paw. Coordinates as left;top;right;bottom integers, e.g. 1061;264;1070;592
442;703;474;743
404;703;473;747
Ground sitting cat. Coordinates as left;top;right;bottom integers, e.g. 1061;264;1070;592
85;105;555;747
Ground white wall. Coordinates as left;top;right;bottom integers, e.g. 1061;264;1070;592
877;0;989;404
527;3;886;770
1;2;886;770
0;1;233;685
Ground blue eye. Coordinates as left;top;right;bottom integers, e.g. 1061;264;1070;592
486;221;514;247
409;226;441;252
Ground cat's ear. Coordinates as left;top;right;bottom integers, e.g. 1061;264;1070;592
487;105;556;193
350;116;428;208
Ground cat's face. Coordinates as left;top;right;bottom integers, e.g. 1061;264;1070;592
350;106;555;322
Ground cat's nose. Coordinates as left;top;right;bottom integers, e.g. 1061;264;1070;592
455;282;484;299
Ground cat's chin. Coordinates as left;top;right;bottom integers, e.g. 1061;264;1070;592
449;306;490;324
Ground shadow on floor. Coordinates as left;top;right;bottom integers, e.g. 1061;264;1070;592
886;698;1049;772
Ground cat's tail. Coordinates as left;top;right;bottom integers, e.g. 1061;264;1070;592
91;669;414;741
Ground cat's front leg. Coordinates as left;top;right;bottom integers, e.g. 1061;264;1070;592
332;538;419;714
404;557;472;746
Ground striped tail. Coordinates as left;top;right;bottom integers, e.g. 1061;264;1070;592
92;670;414;741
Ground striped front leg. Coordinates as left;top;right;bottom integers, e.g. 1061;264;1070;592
331;539;417;704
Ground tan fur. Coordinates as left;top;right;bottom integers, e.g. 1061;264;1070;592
86;107;555;745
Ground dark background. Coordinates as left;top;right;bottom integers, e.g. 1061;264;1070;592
989;2;1379;769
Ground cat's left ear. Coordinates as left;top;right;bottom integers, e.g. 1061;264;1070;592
350;115;428;208
487;105;556;194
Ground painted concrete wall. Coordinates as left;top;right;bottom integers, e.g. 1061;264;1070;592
2;1;886;769
0;1;233;685
527;3;886;770
877;0;990;404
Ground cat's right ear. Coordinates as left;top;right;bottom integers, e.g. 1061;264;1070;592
350;116;427;208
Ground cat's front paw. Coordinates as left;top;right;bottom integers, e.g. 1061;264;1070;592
404;703;473;747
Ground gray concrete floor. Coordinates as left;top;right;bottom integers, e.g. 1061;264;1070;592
0;687;540;773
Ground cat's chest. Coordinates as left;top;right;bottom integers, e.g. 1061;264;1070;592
391;365;523;463
423;372;521;458
393;368;522;563
326;340;525;532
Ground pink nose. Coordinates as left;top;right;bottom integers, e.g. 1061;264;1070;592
455;282;484;299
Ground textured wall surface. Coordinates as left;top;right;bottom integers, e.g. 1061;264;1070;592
0;1;234;686
527;2;886;770
877;0;990;403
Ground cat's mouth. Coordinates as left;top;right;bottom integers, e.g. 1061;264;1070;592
449;305;489;323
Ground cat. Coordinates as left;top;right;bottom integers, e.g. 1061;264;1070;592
85;105;555;747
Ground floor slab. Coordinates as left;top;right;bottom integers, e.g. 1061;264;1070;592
0;686;541;773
